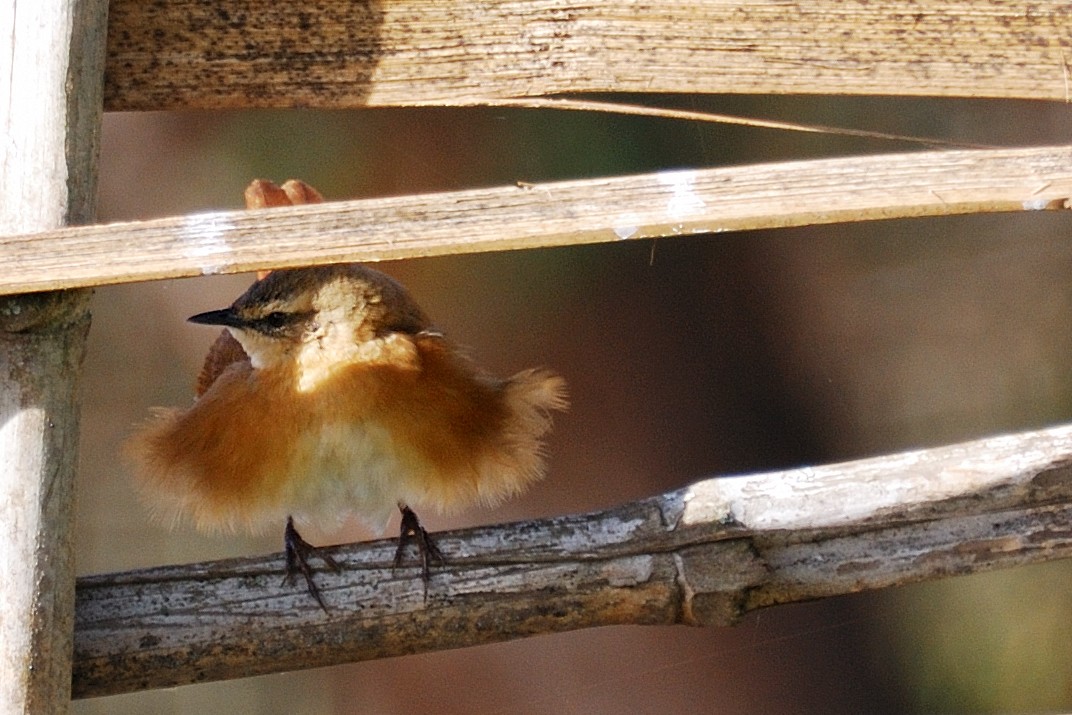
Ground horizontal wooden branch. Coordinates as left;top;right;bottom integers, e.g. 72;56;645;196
74;422;1072;698
104;0;1072;110
6;144;1072;295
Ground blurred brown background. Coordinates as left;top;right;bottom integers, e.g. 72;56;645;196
74;97;1072;714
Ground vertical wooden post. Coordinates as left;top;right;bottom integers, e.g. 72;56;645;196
0;0;107;712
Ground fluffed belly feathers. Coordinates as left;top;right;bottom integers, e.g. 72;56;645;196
125;334;567;534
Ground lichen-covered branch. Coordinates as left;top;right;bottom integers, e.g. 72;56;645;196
73;423;1072;698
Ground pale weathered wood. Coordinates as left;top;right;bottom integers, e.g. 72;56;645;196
0;0;106;712
2;144;1071;296
104;0;1072;110
72;423;1072;698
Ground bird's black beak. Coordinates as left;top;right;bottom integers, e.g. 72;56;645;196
188;308;246;329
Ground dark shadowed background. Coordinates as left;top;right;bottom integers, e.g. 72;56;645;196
73;97;1072;714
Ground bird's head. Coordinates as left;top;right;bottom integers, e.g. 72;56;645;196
189;264;430;369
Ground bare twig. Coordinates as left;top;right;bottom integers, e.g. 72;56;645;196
3;145;1072;296
74;422;1072;699
104;0;1072;110
478;97;995;150
0;0;105;711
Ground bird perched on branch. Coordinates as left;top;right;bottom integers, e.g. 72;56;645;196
125;180;568;608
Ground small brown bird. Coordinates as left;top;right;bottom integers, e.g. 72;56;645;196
125;181;567;607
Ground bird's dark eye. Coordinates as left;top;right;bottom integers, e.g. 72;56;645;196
263;312;288;329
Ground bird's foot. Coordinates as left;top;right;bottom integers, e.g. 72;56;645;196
283;516;340;611
393;505;445;587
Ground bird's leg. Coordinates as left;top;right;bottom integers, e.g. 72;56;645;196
393;504;445;581
283;516;340;611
